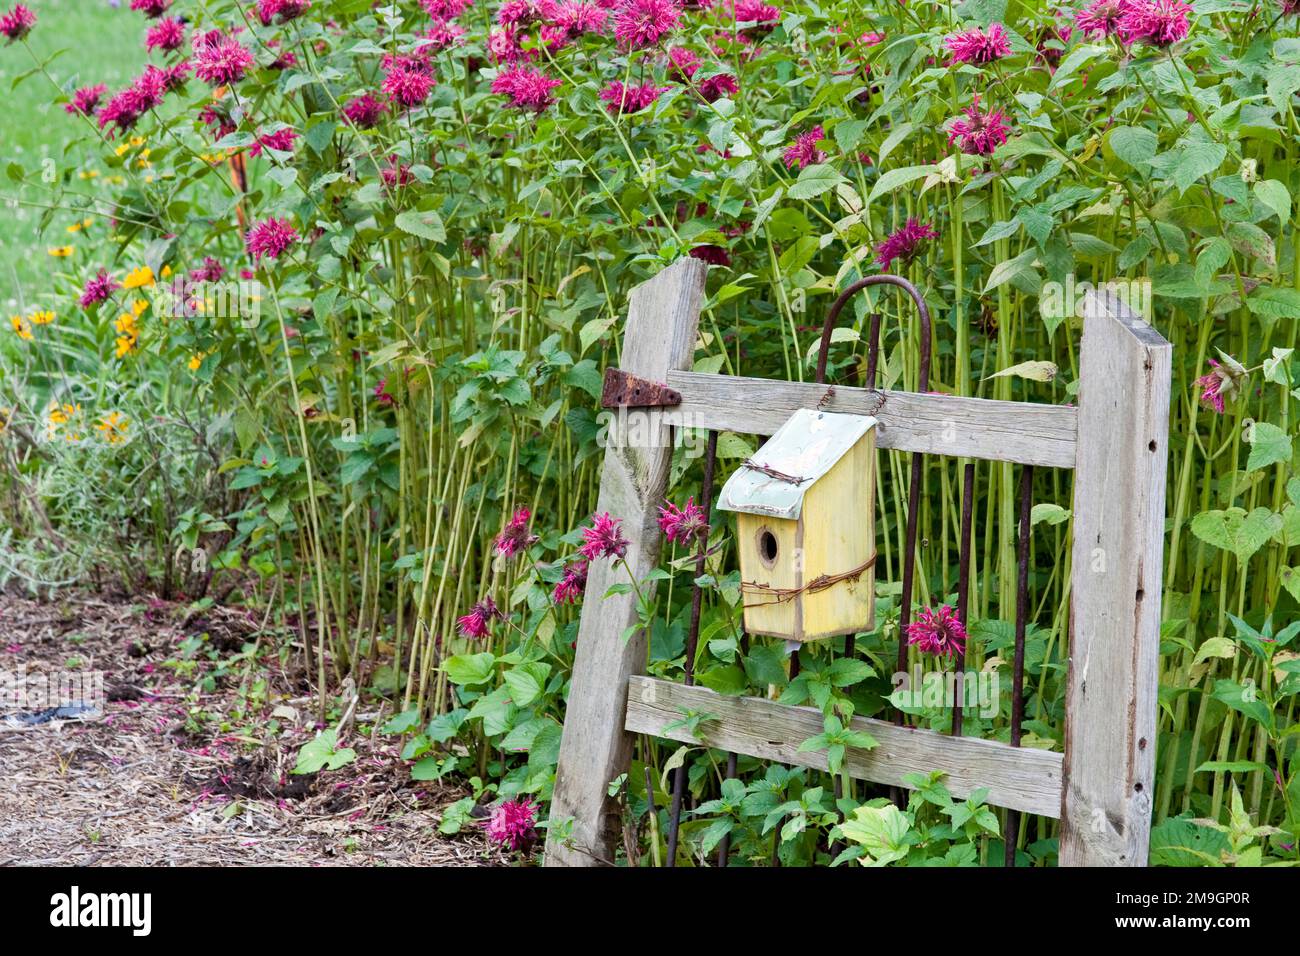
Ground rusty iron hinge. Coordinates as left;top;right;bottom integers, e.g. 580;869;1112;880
600;368;682;409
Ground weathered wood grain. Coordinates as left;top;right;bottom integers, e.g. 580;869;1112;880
1059;290;1171;866
661;371;1079;469
543;258;707;867
625;676;1064;818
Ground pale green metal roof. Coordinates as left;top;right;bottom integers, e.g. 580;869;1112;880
717;409;876;521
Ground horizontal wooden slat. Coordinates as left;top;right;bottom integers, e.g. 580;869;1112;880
661;371;1078;469
626;676;1063;818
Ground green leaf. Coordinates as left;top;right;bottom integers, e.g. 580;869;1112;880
1149;816;1228;866
867;164;933;202
1255;179;1291;223
787;163;846;200
1189;508;1282;567
395;208;447;243
1108;126;1158;169
1171;142;1227;196
443;652;496;686
837;804;911;865
1245;422;1292;472
503;662;551;707
292;729;357;774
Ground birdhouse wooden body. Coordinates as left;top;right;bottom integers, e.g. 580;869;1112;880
718;409;877;642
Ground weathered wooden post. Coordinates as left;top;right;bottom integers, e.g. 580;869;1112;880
1059;289;1171;866
545;258;706;866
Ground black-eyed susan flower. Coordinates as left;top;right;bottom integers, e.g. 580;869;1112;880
48;245;74;257
123;265;155;290
29;309;55;325
9;314;33;340
114;312;140;357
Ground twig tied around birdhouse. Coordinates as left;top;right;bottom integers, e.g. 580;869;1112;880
741;552;877;608
739;459;807;485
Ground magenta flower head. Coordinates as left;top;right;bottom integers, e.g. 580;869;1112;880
190;256;225;282
457;596;504;638
1074;0;1125;38
245;217;299;263
1118;0;1191;47
495;508;539;557
600;80;667;115
733;0;779;29
666;46;700;80
145;16;185;52
782;125;827;170
944;23;1012;64
129;0;171;17
79;269;120;308
905;605;968;658
250;127;298;158
1284;0;1300;15
486;797;537;852
0;1;38;43
614;0;682;51
579;512;630;561
553;559;589;604
554;0;609;36
875;219;938;270
698;73;738;102
947;96;1011;155
492;66;563;110
65;84;107;116
0;4;35;42
658;496;709;545
192;30;255;86
258;0;312;24
382;58;435;109
343;93;388;128
1194;353;1246;414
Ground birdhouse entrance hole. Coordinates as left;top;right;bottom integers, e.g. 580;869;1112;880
757;528;778;566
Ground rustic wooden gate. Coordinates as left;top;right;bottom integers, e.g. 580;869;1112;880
544;257;1171;867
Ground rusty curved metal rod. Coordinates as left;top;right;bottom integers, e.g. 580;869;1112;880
814;273;931;389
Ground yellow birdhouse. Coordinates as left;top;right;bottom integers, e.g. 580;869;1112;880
718;409;877;642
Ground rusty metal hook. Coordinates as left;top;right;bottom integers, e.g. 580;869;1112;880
813;273;932;391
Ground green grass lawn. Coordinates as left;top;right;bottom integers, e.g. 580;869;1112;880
1;0;141;314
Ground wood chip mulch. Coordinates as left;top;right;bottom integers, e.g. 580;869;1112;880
0;593;515;867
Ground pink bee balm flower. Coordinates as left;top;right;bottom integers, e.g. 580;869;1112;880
658;496;709;545
190;257;225;282
690;244;731;266
733;0;778;27
553;0;608;35
373;378;396;406
875;219;938;270
906;605;967;658
152;61;191;93
614;0;682;51
245;217;299;263
600;80;667;114
698;73;738;102
666;46;700;80
1117;0;1190;46
1195;361;1226;414
382;59;435;108
947;97;1011;155
553;559;589;604
381;155;414;187
1283;0;1300;14
343;93;388;128
145;17;185;52
495;508;539;556
0;4;35;42
1075;0;1125;37
498;0;556;25
258;0;312;24
782;125;827;170
79;269;120;308
420;19;467;50
192;31;255;86
486;797;537;851
456;596;502;638
944;23;1012;64
487;26;525;63
129;0;171;17
250;127;298;157
421;0;474;16
65;84;107;116
858;31;885;46
579;512;630;561
492;65;563;110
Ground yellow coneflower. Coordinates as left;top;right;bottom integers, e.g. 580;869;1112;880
131;298;148;317
95;411;129;445
46;401;82;441
187;352;206;371
129;135;145;148
9;315;33;341
114;142;131;157
48;245;74;257
29;310;55;325
137;149;151;168
161;264;172;278
78;170;99;180
123;265;154;290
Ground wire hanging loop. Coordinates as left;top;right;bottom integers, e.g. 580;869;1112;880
813;273;932;392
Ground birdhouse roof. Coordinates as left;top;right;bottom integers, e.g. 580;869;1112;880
717;409;876;521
